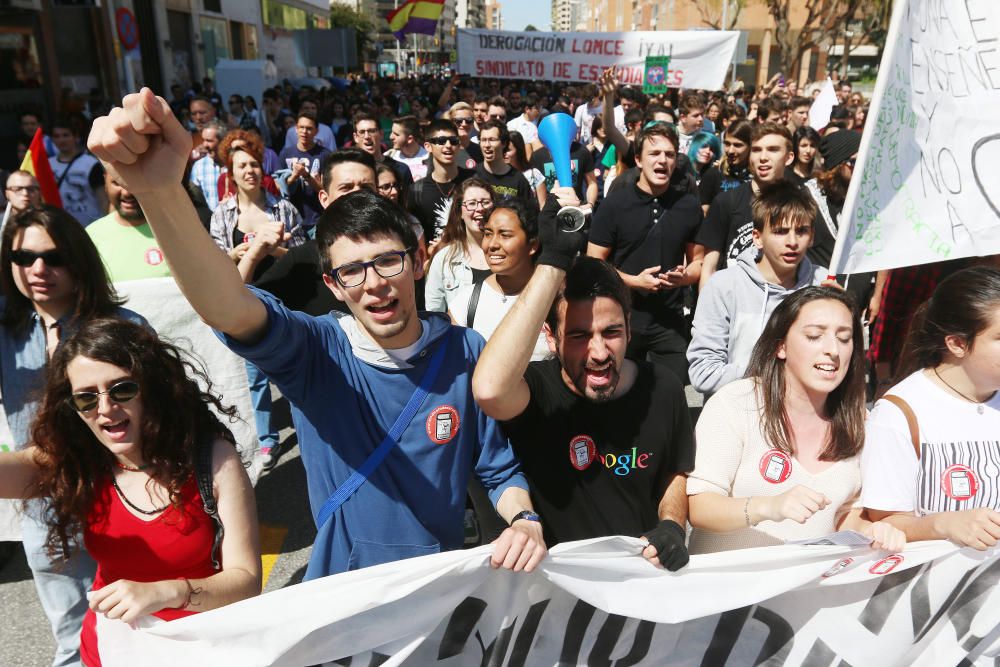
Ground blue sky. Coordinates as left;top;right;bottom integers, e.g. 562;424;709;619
501;0;552;31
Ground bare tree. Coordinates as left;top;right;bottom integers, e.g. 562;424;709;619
763;0;866;79
690;0;747;31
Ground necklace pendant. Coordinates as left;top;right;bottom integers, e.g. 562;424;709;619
978;404;985;415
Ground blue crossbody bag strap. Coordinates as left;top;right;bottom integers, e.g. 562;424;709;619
315;329;453;529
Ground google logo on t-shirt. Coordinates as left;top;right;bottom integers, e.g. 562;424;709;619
600;448;652;476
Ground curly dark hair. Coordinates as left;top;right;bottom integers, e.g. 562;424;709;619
31;317;238;559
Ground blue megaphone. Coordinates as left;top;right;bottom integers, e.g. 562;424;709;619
537;112;577;189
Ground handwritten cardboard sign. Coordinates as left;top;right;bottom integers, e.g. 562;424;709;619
834;0;1000;274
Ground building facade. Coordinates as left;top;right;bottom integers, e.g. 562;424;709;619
485;0;502;30
580;0;856;88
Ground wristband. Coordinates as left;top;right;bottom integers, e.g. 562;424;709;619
510;510;540;526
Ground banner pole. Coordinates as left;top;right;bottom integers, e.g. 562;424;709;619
0;202;11;235
826;0;910;279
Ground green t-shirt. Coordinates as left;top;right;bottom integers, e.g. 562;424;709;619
86;214;172;283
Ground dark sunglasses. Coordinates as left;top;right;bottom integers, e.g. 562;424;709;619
428;136;460;146
10;249;67;268
68;380;140;413
453;117;474;125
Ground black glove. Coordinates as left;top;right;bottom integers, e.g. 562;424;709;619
537;196;587;272
642;519;689;571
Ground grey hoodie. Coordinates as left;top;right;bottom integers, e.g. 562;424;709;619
688;247;827;395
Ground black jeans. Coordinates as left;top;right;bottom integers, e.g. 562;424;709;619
626;319;690;386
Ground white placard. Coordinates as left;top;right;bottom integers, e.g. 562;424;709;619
833;0;1000;274
456;29;739;89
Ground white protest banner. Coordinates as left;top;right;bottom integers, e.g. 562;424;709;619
456;29;739;89
97;536;1000;666
833;0;1000;275
114;278;260;481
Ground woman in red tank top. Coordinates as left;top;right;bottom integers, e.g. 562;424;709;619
0;318;261;666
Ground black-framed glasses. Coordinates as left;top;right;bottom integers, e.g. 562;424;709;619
428;136;460;146
10;249;66;268
329;249;411;288
462;199;492;211
377;182;399;193
488;113;507;121
453;117;474;125
5;185;39;194
68;380;140;413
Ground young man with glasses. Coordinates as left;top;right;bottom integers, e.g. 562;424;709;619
282;96;336;151
409;119;476;241
88;91;546;579
4;171;42;216
351;112;413;194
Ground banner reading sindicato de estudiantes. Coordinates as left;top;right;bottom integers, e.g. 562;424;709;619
456;28;739;89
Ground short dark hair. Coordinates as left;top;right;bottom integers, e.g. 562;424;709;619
489;197;537;241
189;95;212;108
315;189;418;275
679;94;706;116
424;118;458;138
392;115;420;140
751;122;793;151
320;148;376;192
352;110;379;128
488;96;508;111
546;257;631;335
479;119;510;147
757;96;787;121
295;110;318;126
473;94;490;106
50;115;76;135
751;180;818;232
790;95;812;110
635;121;679;156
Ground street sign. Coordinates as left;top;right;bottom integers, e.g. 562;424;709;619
642;56;670;94
116;8;139;51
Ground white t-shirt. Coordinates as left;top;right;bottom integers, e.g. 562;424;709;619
448;281;551;362
385;146;429;181
862;370;1000;515
687;378;862;554
507;115;539;144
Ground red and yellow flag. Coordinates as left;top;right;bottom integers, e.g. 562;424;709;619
20;128;61;207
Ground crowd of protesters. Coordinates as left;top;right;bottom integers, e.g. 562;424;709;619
0;66;999;667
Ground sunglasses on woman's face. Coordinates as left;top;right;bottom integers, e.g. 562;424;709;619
10;249;67;268
68;380;140;413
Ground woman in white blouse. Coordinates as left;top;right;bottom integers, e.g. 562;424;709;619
687;287;904;554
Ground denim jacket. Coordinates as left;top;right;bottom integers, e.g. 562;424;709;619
0;302;147;450
424;245;476;313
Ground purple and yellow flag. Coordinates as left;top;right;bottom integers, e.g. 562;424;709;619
387;0;444;41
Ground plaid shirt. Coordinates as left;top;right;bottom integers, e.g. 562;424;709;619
190;155;223;211
209;192;307;253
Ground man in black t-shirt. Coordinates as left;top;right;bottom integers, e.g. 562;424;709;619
475;120;536;209
588;123;704;385
408;119;475;241
473;191;693;571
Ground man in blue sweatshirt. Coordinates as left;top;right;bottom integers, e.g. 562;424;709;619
88;89;546;579
687;180;829;396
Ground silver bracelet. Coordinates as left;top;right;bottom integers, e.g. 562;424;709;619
744;498;752;527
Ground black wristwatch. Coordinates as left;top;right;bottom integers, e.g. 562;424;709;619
510;510;541;525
